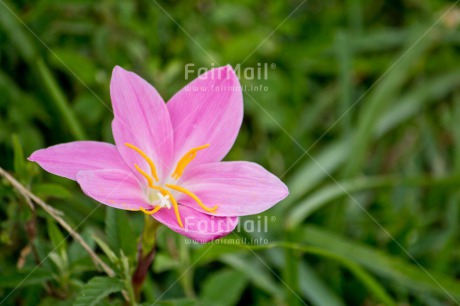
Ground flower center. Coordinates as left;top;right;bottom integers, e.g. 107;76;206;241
124;143;218;228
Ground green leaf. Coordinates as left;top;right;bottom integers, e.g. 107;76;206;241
69;227;95;265
48;49;97;86
38;296;77;306
303;225;460;300
344;26;433;176
105;209;137;257
285;176;395;228
284;140;349;207
46;218;68;264
73;277;125;306
0;0;37;62
36;59;87;140
216;242;395;306
299;262;345;306
12;134;25;177
0;269;54;288
375;71;460;138
153;252;180;273
200;269;248;306
190;242;245;266
32;183;72;199
286;175;460;229
151;299;198;306
220;254;283;297
92;235;118;264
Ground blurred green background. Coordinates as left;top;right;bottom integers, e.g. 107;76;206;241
2;0;460;305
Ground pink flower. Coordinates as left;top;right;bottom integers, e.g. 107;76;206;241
28;65;288;243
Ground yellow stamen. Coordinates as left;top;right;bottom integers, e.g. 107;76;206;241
139;206;161;215
134;164;154;186
124;143;185;228
151;186;183;228
166;184;218;213
125;143;159;182
171;144;210;179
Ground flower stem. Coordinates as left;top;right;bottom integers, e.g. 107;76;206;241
132;215;160;301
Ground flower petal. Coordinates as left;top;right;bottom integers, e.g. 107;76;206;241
110;66;174;180
152;206;238;243
167;65;243;170
178;162;289;216
28;141;128;180
76;169;152;210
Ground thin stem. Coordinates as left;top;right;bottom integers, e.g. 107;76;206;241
132;215;160;301
0;167;115;277
178;238;195;297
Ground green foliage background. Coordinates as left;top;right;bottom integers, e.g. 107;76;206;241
1;0;460;305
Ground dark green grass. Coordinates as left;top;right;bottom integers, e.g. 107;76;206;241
1;0;460;305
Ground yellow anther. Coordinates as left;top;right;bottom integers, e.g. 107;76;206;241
125;143;159;182
166;184;218;213
139;206;161;215
171;144;210;179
